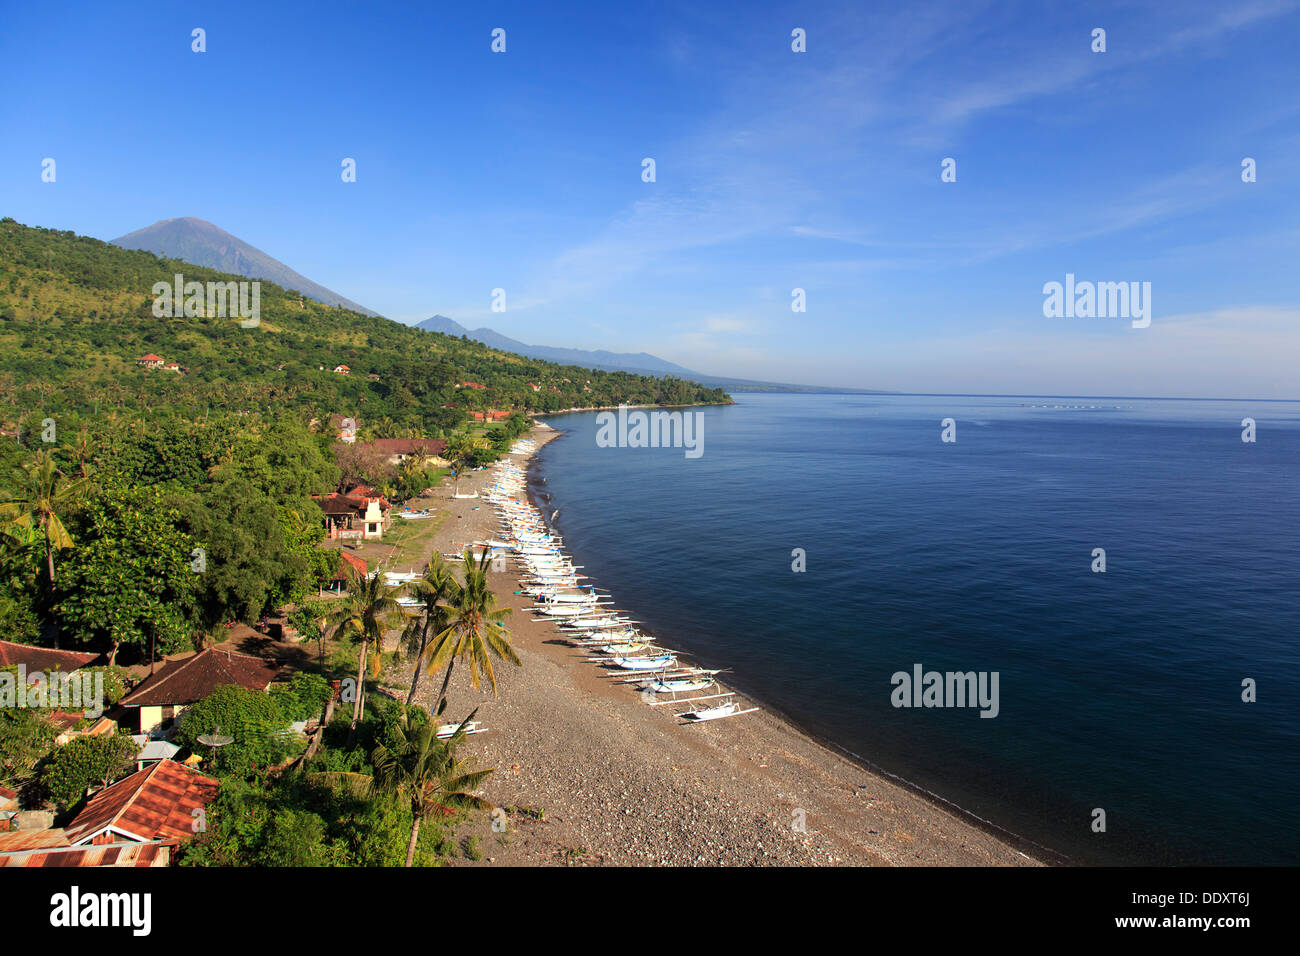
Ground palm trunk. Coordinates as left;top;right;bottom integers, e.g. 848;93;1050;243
405;618;431;706
347;637;367;748
434;659;457;715
405;814;422;867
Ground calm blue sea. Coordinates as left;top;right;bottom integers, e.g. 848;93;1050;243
533;393;1300;866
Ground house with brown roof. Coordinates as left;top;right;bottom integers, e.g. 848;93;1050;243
0;639;105;672
314;490;390;540
136;353;164;369
333;364;351;374
62;760;218;846
119;648;280;734
363;438;448;467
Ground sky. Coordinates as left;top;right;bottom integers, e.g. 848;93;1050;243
2;0;1298;397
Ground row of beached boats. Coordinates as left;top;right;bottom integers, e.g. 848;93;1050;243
462;440;759;723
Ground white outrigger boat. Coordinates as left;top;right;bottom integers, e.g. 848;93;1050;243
436;720;485;739
678;697;759;721
477;453;747;730
609;653;676;671
642;676;716;694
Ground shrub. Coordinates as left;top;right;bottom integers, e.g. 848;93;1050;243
40;732;138;810
176;685;294;775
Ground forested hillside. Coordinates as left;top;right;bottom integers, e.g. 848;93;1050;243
0;218;730;438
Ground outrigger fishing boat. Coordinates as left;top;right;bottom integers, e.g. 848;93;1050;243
475;449;750;731
678;697;759;721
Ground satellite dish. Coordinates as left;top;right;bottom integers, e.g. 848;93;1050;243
197;725;234;749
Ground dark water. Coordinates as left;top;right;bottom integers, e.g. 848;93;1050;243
531;393;1300;865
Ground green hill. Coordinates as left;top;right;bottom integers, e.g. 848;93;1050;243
0;217;730;432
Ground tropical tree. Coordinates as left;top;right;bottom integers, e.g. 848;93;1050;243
325;567;403;747
400;555;458;707
0;450;84;588
421;548;519;713
370;707;492;866
443;434;488;495
54;481;197;664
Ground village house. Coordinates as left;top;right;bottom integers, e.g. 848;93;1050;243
363;437;448;467
324;551;369;594
0;760;218;867
118;647;280;735
0;639;106;672
136;353;164;369
313;485;391;540
471;410;512;423
333;364;351;374
64;759;218;847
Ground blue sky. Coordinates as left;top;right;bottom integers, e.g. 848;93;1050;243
2;0;1298;396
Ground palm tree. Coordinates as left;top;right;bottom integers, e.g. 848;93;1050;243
67;427;98;479
0;450;84;589
400;555;458;707
421;548;519;712
443;434;487;495
324;566;403;747
371;707;492;866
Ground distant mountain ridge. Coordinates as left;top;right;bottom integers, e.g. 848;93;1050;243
416;315;699;377
415;315;881;393
111;217;376;315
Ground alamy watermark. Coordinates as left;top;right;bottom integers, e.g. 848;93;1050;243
890;664;999;718
1042;273;1151;328
1;666;105;718
595;404;703;459
152;273;260;327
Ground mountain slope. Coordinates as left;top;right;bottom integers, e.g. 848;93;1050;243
0;218;730;430
112;217;376;316
416;315;885;393
417;315;698;377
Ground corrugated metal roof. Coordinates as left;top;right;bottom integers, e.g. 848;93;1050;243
0;841;171;867
65;760;218;845
0;829;71;851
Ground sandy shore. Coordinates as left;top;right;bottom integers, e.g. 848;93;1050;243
388;426;1042;867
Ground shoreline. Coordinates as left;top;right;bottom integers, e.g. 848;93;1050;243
521;425;1061;865
412;424;1046;866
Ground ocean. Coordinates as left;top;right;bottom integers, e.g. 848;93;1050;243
531;393;1300;865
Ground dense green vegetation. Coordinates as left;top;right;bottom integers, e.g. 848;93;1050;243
0;216;710;865
177;696;487;867
0;217;729;436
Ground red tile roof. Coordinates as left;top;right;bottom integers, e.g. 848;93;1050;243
119;648;279;707
0;640;102;671
138;353;163;362
64;760;219;845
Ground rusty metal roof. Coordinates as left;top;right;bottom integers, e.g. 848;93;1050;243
64;760;219;845
0;841;171;867
0;829;71;851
